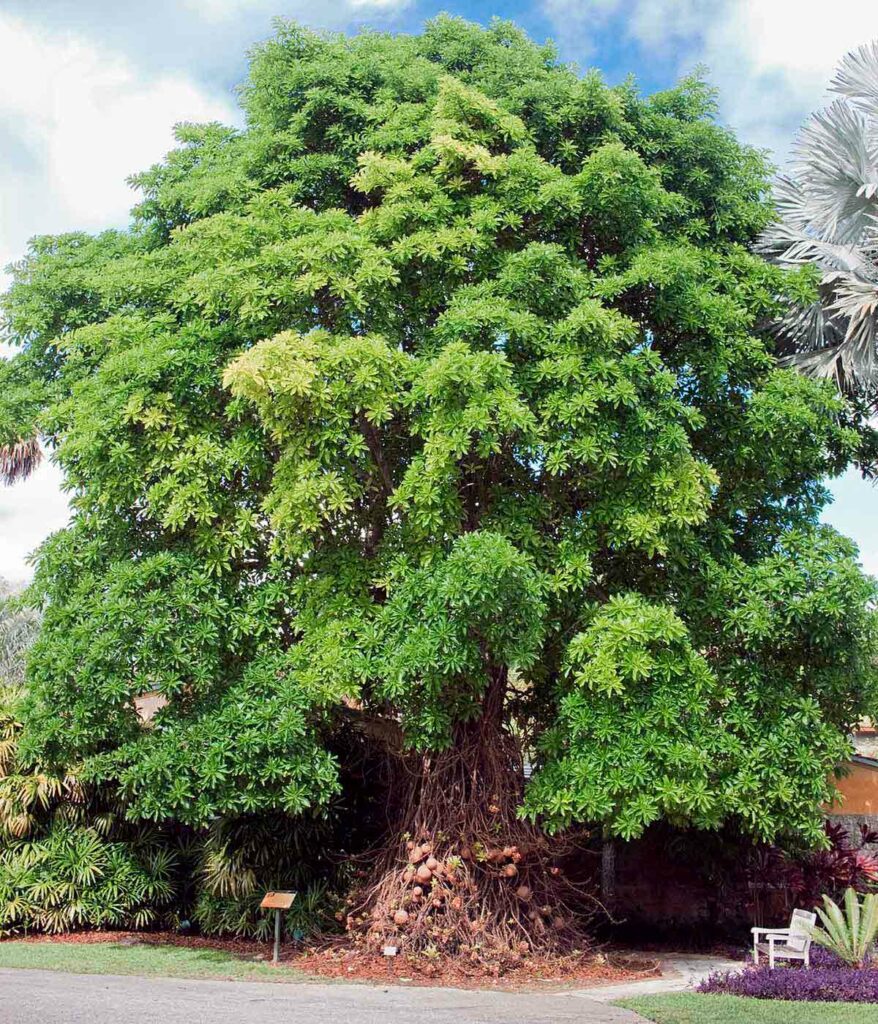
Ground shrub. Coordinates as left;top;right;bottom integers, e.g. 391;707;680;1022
0;824;175;935
1;678;182;936
194;882;336;942
188;814;341;940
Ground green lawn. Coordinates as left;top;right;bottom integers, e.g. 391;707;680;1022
619;993;875;1023
0;940;308;982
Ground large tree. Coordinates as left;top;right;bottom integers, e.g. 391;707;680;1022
1;17;876;955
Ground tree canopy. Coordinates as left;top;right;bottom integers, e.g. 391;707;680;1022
1;14;876;888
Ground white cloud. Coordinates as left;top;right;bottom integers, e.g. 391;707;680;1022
348;0;412;8
543;0;878;159
0;13;238;284
183;0;411;23
183;0;256;19
687;0;878;159
0;13;237;576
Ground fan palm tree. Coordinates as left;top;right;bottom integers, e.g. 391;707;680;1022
757;40;878;396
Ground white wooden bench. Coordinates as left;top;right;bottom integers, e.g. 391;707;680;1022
751;908;817;968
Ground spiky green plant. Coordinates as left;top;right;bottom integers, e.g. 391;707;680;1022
1;652;180;936
809;887;878;967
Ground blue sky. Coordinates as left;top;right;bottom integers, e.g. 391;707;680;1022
0;1;876;579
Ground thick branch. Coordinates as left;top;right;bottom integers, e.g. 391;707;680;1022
358;413;394;496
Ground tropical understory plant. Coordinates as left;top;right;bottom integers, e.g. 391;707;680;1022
0;625;177;935
0;824;176;935
0;17;877;959
1;580;366;938
189;815;340;941
757;39;878;399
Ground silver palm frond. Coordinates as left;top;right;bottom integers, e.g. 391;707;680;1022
832;40;878;107
757;40;878;396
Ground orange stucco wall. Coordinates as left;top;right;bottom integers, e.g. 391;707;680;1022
826;760;878;816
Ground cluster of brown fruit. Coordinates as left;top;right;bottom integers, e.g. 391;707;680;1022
472;843;523;878
389;840;466;926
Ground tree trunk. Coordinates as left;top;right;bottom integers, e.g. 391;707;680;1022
347;682;594;962
601;837;616;905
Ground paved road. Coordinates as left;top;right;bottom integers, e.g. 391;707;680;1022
0;969;645;1023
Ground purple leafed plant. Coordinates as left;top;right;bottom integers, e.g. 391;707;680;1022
698;960;878;1003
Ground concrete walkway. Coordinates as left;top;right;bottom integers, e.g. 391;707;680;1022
568;953;743;1002
0;968;649;1024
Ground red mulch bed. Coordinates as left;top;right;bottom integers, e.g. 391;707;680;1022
5;930;661;990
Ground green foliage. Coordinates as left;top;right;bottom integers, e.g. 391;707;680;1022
526;530;878;842
810;888;878;968
370;532;547;747
0;670;179;936
0;14;875;863
194;882;333;942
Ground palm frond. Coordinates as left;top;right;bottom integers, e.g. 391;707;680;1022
793;99;878;243
832;40;878;107
0;437;42;486
832;274;878;385
756;40;878;395
809;888;878;967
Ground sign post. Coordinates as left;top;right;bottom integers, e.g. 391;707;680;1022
260;890;296;964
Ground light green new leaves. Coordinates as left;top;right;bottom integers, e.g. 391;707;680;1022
225;330;409;550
